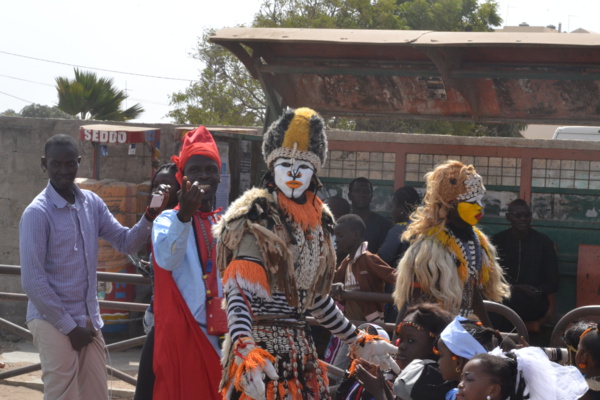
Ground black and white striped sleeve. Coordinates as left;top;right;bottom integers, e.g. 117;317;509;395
225;282;254;342
309;294;358;343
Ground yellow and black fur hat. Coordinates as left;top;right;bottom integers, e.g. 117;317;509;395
262;107;327;174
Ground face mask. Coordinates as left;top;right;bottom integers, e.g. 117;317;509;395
457;201;483;226
273;157;315;199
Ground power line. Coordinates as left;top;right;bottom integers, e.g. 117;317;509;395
0;90;33;104
0;73;55;87
129;97;170;107
0;50;197;82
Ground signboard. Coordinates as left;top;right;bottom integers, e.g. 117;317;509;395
79;124;160;144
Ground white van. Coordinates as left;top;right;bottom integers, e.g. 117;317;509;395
552;126;600;141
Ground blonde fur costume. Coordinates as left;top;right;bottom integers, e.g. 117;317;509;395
393;160;510;316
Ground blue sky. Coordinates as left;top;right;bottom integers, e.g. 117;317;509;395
1;0;598;124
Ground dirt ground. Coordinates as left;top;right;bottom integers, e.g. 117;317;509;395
0;363;136;399
0;338;137;400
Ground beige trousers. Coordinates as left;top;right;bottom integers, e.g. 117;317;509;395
28;319;108;400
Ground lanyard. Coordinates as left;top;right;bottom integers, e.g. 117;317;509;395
191;212;220;297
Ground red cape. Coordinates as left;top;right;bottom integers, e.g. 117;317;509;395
152;256;222;399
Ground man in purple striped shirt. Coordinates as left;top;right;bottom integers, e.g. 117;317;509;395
20;134;167;400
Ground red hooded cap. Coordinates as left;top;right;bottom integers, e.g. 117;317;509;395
171;126;221;185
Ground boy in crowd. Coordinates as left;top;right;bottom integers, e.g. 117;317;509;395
332;214;397;370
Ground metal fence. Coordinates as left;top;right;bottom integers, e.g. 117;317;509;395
0;264;151;387
2;263;565;391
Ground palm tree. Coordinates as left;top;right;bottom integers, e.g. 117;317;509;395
56;69;144;121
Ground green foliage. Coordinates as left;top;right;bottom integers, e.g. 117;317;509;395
22;104;76;119
56;69;144;121
254;0;404;29
167;31;264;126
0;109;20;117
398;0;501;31
170;0;523;137
1;104;76;119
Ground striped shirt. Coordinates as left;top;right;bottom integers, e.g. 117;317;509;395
226;281;357;345
20;181;152;334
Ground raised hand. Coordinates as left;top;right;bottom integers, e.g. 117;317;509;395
177;176;207;222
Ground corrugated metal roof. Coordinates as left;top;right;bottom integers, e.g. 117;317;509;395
210;28;600;125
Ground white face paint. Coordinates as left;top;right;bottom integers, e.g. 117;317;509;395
273;157;315;199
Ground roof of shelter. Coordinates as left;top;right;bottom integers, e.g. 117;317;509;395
210;28;600;125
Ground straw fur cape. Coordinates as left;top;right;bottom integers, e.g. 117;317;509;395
393;225;510;314
213;188;336;308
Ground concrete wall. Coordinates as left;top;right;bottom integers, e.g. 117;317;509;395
3;116;600;337
0;116;186;338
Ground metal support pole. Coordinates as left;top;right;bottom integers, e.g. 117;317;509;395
0;363;41;380
0;317;33;340
107;365;137;387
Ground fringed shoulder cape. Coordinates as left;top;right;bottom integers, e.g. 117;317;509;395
393;225;510;314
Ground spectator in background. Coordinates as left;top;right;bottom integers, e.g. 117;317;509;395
378;186;421;322
332;214;397;371
378;186;421;268
492;199;559;331
460;348;587;400
348;177;393;254
576;324;600;399
435;316;505;400
325;195;351;221
134;162;180;400
20;134;167;400
325;195;352;266
563;321;592;366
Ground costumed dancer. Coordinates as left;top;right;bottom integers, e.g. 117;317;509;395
214;107;398;400
393;160;510;325
152;127;225;399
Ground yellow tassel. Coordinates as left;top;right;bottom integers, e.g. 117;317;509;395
458;264;468;283
480;265;491;285
435;229;468;283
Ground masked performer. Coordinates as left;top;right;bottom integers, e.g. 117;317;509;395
214;107;398;400
393;160;510;325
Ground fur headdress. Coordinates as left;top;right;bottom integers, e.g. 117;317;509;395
435;160;485;205
262;107;327;174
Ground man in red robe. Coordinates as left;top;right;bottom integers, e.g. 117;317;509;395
151;126;224;399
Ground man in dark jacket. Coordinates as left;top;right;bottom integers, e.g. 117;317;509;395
492;199;559;328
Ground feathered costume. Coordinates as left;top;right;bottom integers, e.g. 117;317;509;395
215;108;350;399
215;108;398;400
393;160;510;316
215;186;338;399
